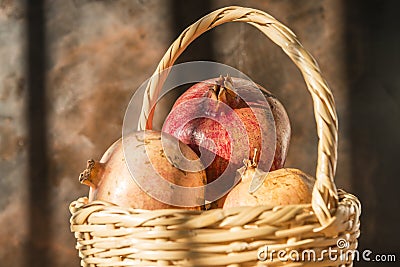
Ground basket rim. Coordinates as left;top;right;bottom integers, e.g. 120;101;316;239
70;189;360;233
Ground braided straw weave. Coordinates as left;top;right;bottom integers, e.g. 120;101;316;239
70;6;361;266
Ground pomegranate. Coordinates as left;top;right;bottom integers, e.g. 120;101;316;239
79;130;207;210
223;158;315;208
162;76;290;204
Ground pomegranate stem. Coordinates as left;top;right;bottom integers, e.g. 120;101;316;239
79;159;104;189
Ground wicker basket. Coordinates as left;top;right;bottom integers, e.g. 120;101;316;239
70;6;361;266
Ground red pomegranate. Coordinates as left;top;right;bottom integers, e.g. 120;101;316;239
162;76;290;204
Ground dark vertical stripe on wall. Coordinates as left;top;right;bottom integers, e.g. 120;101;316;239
345;0;400;264
26;0;49;266
170;0;215;63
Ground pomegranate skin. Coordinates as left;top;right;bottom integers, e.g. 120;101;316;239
223;167;315;208
79;130;207;210
162;77;290;186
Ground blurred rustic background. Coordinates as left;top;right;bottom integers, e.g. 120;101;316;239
0;0;399;266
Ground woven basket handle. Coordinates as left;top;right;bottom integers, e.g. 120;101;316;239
138;6;339;227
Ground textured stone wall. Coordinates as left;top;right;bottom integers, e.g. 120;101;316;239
47;1;173;266
1;0;174;266
0;0;399;266
0;0;28;266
